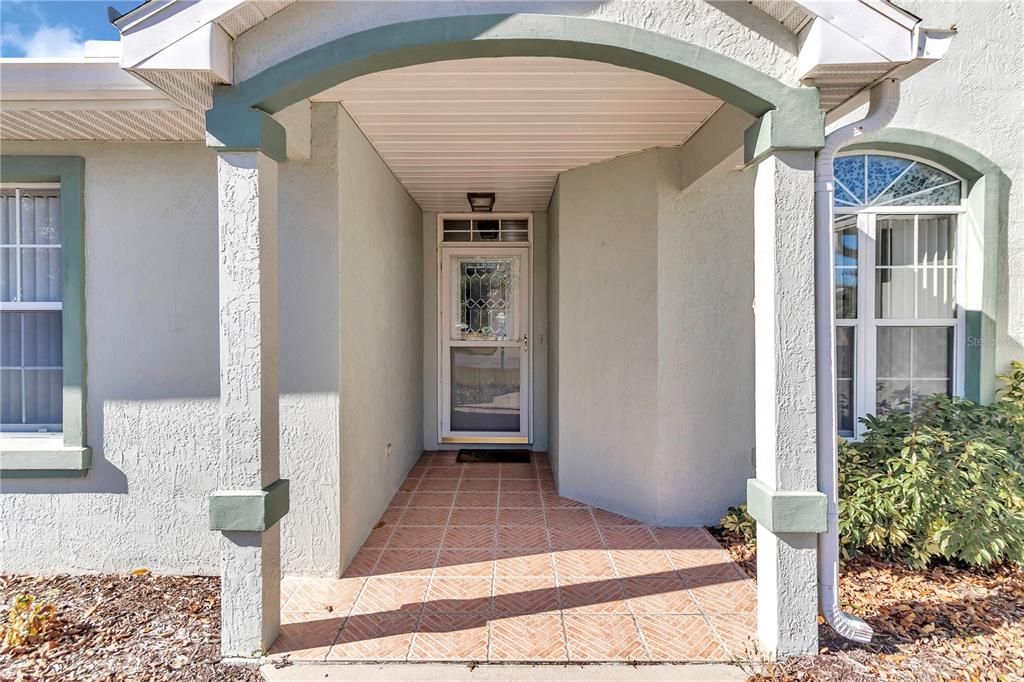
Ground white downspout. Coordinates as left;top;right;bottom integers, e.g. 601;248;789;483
815;78;900;643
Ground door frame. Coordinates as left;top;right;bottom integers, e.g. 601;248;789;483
436;213;533;445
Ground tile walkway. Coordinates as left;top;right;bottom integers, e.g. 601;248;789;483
272;452;757;663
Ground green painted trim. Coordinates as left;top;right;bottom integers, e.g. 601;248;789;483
209;14;823;156
844;129;1006;403
744;109;826;165
0;156;88;467
206;109;287;162
0;445;91;479
210;479;290;532
746;479;826;534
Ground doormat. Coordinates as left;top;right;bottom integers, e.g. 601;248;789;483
456;449;531;464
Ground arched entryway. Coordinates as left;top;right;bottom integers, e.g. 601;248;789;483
206;11;827;662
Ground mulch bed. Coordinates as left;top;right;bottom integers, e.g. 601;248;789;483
710;529;1024;681
0;573;260;682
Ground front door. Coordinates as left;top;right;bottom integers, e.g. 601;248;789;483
440;247;530;443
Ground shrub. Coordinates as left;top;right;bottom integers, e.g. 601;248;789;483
721;503;756;547
720;362;1024;568
839;393;1024;568
1;593;57;648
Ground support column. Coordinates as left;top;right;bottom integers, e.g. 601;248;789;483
214;150;282;658
750;151;822;658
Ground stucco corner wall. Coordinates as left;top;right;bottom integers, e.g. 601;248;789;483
549;149;661;523
336;105;424;571
547;145;755;526
547;181;561;480
278;102;345;577
655;147;755;525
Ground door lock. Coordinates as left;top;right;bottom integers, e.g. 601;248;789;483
522;334;528;352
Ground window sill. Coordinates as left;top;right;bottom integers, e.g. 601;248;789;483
0;438;91;478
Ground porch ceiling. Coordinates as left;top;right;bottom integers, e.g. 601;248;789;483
312;57;723;213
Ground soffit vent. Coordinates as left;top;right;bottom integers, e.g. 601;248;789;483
131;70;218;112
217;0;295;39
803;63;900;110
747;0;813;33
0;109;204;141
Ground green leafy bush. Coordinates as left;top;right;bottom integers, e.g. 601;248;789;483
721;503;756;547
720;362;1024;568
839;395;1024;568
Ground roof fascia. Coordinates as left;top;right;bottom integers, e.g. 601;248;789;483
118;0;245;69
795;0;922;62
0;59;176;108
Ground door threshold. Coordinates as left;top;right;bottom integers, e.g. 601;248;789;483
440;436;529;444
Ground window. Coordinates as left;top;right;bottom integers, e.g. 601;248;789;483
833;154;965;436
442;217;530;243
1;185;63;434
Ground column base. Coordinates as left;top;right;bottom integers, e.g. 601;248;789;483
756;525;818;658
220;527;282;658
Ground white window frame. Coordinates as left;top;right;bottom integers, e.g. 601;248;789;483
833;153;968;438
0;182;63;434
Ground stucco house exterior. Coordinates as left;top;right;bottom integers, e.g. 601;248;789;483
0;0;1021;664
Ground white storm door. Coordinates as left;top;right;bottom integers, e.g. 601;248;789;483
440;247;530;443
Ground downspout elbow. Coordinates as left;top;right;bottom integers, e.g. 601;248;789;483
816;78;901;645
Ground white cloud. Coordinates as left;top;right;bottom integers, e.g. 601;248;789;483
2;24;84;58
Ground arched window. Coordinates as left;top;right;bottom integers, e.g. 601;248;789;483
833;154;966;436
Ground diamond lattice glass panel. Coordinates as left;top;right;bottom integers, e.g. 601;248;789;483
451;347;521;432
454;257;518;341
833;155;961;208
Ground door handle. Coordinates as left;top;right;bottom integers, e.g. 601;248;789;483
522;334;528;353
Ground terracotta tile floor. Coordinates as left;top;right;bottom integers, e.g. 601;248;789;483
273;452;757;663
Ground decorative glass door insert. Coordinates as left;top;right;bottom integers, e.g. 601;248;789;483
440;247;530;442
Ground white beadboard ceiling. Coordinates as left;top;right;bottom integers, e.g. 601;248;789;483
313;58;723;212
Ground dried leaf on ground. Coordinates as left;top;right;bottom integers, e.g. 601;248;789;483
711;532;1024;682
0;574;259;681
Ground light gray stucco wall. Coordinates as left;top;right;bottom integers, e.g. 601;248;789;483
549;150;661;523
0;140;340;574
547;183;561;478
278;103;343;577
421;211;549;451
548;145;755;525
656;148;755;525
336;105;423;571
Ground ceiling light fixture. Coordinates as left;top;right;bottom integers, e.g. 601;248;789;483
467;192;496;212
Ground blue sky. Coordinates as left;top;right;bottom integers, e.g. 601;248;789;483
1;1;139;57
